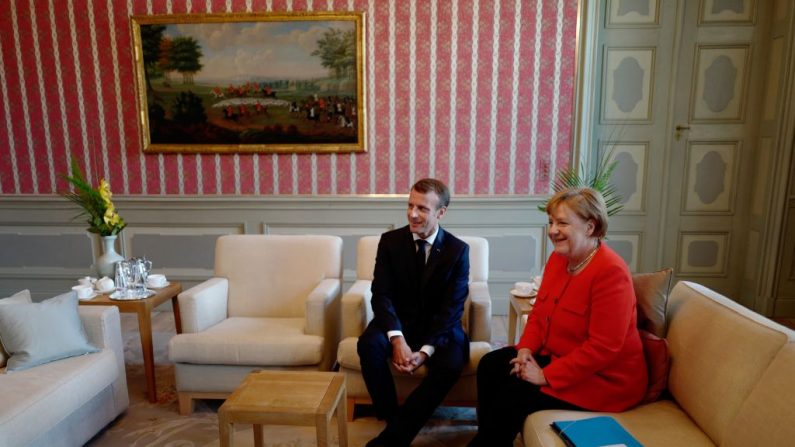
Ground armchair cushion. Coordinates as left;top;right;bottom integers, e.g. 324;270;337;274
633;268;673;338
639;329;669;403
169;317;323;366
216;235;342;317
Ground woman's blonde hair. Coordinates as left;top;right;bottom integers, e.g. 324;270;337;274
545;187;609;239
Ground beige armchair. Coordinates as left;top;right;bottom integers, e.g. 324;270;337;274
336;235;492;420
168;235;343;414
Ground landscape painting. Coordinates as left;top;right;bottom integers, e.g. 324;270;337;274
131;12;365;153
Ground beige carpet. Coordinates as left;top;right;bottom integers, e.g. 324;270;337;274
85;312;486;446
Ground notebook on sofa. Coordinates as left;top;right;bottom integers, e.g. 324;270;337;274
551;416;643;447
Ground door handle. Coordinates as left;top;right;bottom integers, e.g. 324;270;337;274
675;124;691;141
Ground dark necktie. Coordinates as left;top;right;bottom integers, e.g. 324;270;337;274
415;239;428;277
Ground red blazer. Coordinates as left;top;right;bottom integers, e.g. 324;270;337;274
517;245;647;412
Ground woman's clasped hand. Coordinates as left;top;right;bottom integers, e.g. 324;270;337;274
509;348;547;385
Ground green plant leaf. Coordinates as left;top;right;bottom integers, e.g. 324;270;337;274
539;146;624;217
59;156;127;236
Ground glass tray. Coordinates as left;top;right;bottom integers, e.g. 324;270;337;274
109;288;156;301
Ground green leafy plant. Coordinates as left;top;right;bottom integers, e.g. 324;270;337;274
61;157;127;236
538;148;624;216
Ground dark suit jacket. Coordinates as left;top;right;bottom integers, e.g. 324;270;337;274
370;225;470;349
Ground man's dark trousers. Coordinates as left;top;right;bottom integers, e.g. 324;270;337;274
358;323;468;446
357;225;471;447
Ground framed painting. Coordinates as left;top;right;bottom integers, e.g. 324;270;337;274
130;12;366;154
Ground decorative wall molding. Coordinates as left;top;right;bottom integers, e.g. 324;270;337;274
0;195;556;315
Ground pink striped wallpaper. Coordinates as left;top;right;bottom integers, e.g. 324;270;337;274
0;0;578;196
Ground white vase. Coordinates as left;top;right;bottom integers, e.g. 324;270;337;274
96;235;124;278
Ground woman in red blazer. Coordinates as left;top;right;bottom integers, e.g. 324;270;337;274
469;187;648;446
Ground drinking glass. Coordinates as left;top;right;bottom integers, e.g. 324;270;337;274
114;260;132;292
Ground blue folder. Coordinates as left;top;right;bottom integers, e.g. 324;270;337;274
551;416;643;447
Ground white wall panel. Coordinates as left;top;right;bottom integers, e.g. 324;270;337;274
0;196;548;313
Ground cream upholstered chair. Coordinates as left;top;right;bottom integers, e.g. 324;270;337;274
168;235;343;415
336;235;492;420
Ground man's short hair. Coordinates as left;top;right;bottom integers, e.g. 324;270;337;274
411;178;450;209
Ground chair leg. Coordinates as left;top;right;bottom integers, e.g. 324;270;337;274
178;392;194;416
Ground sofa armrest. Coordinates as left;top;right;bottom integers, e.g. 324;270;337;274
468;281;492;343
178;277;229;333
341;279;373;338
78;305;129;413
306;278;341;337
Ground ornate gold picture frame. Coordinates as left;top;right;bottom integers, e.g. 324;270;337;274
130;12;366;154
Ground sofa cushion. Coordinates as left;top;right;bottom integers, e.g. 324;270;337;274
0;290;32;368
723;343;795;447
0;348;117;447
639;329;669;403
666;282;789;445
522;401;715;447
169;317;323;366
214;235;342;318
633;268;672;338
0;291;98;371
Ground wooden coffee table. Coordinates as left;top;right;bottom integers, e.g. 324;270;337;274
218;370;347;447
79;282;182;403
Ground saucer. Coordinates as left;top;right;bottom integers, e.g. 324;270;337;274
510;288;537;298
146;281;170;289
78;292;99;301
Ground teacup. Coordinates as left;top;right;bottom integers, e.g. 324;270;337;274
513;281;535;296
96;277;115;292
78;276;96;287
147;274;167;288
72;285;94;299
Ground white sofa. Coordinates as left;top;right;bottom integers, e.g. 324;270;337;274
0;305;129;447
523;281;795;447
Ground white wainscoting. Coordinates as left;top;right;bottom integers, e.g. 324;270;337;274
0;195;554;315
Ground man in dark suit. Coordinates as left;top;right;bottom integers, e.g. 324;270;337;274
358;178;471;447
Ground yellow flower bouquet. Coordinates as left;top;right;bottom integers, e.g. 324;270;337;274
62;157;127;236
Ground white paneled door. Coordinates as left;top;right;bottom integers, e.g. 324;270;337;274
586;0;787;310
662;0;770;304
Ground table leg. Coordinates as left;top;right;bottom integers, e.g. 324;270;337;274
253;424;263;447
171;295;183;334
218;412;233;447
337;394;348;447
137;307;157;403
316;413;330;447
508;299;518;345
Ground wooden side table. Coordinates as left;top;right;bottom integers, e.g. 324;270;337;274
79;282;182;403
218;370;347;447
508;293;535;345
